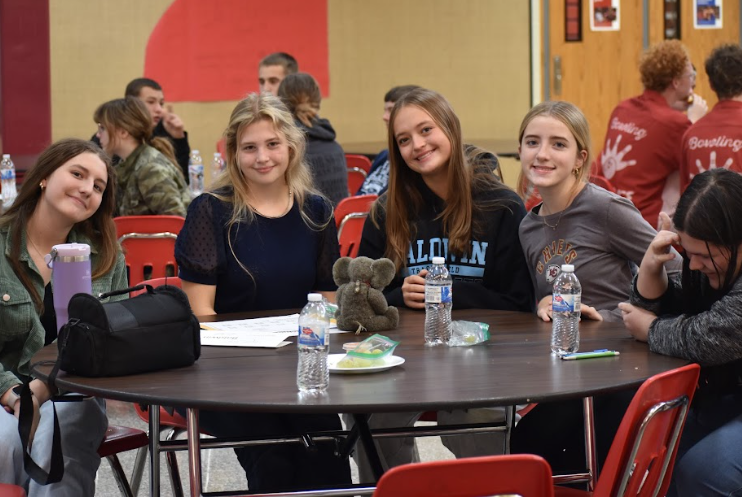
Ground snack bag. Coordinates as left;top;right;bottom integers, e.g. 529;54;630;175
336;334;399;368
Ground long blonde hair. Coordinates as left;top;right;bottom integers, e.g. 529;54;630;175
373;88;513;272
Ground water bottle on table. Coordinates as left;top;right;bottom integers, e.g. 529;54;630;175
188;150;204;196
47;243;92;332
425;257;452;345
1;154;18;209
551;264;581;356
297;293;330;393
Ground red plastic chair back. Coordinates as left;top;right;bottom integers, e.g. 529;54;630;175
374;454;554;497
114;215;185;285
216;138;226;158
347;167;367;195
586;364;700;497
335;194;378;229
345;154;372;174
131;276;182;297
0;484;26;497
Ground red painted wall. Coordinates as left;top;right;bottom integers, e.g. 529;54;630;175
0;0;51;171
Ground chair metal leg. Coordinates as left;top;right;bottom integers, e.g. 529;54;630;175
129;445;148;496
107;454;135;497
165;428;186;497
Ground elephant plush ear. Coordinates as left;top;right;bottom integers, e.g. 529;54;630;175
333;257;353;286
370;258;397;289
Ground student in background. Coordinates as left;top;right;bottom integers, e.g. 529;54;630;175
595;40;707;228
92;78;191;178
174;93;350;493
622;168;742;497
278;72;348;205
356;85;421;196
680;44;742;192
353;87;533;481
258;52;298;95
0;139;127;496
94;97;190;216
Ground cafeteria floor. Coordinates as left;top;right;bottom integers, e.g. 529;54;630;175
94;400;455;496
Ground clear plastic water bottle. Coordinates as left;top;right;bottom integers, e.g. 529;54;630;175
297;293;330;393
1;154;18;208
211;152;225;181
188;150;204;196
551;264;581;356
425;257;453;345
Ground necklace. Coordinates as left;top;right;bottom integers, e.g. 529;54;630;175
247;189;293;219
541;206;567;231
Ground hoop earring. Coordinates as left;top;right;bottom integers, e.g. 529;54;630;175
573;167;581;178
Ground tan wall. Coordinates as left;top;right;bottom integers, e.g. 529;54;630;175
50;0;531;186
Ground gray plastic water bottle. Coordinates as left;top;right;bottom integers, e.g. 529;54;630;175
425;257;452;345
551;264;581;356
297;293;330;392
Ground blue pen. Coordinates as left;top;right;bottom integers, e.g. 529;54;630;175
561;349;620;360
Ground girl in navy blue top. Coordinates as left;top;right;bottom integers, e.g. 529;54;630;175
174;93;349;493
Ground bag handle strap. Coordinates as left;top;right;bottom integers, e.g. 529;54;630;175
98;284;152;299
17;381;64;484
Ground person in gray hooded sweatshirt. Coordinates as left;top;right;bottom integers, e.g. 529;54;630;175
278;72;349;205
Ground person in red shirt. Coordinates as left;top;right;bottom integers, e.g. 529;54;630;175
680;44;742;193
595;40;707;229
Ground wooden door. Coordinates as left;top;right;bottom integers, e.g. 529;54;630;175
649;1;740;110
544;0;645;156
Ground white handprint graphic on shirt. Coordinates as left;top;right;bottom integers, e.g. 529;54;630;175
693;151;733;178
600;135;637;179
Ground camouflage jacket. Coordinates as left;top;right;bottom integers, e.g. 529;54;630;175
116;144;191;216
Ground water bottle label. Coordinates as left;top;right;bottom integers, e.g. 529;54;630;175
0;170;15;181
552;293;580;312
298;325;325;347
425;284;452;304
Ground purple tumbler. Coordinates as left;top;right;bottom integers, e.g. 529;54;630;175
47;243;92;332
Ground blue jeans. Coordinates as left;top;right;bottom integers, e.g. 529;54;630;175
0;397;107;497
668;392;742;497
179;409;351;494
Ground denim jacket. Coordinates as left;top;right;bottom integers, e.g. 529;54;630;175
0;226;128;396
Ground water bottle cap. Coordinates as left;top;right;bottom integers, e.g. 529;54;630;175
192;150;200;154
214;152;221;157
307;293;323;302
52;243;91;257
2;154;9;159
432;257;446;265
561;264;575;272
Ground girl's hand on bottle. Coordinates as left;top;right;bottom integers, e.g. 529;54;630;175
644;212;680;273
402;270;427;310
618;302;656;342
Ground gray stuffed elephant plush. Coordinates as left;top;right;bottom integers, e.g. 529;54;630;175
333;256;399;332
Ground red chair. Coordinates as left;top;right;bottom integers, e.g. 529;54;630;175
0;484;25;497
334;194;377;229
98;425;149;497
216;138;226;158
114;215;185;285
335;195;377;258
374;454;554;497
347;167;367;195
555;363;701;497
345;154;372;174
131;276;182;297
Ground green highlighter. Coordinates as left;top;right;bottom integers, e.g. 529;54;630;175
561;349;620;360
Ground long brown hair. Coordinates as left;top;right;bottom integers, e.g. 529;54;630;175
374;88;512;272
94;97;178;168
277;72;321;127
0;139;118;311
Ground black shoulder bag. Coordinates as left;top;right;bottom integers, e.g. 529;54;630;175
21;283;201;484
